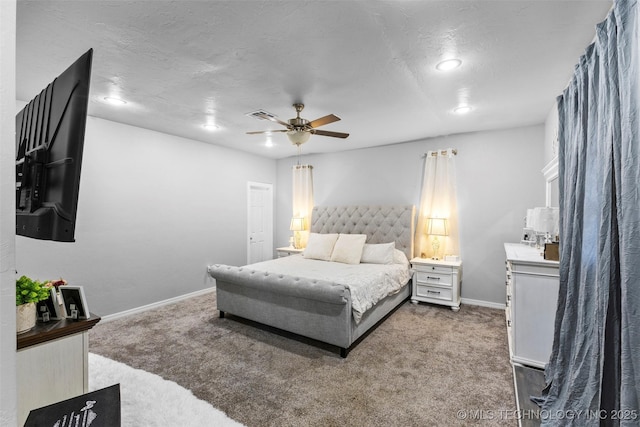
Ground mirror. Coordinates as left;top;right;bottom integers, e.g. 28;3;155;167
542;156;559;208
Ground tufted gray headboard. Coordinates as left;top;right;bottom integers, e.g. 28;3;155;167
310;205;416;260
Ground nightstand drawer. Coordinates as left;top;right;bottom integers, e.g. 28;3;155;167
415;271;452;287
415;284;453;301
415;264;452;275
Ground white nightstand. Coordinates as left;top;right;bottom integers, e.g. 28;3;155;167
276;247;304;258
410;257;462;311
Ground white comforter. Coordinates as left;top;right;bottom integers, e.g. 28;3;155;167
247;254;411;324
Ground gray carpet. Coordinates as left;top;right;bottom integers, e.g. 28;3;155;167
89;290;517;426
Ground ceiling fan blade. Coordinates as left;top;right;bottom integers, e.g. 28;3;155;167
259;114;291;128
246;129;288;135
246;109;292;128
312;129;349;139
308;114;341;129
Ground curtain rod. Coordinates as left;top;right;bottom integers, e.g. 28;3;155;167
423;149;458;157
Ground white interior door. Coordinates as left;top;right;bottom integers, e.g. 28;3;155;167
247;182;273;264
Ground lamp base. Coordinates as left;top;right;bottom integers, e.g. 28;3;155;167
431;236;441;261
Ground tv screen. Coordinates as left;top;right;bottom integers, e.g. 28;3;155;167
16;49;93;242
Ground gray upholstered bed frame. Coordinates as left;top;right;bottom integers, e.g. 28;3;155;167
207;205;415;357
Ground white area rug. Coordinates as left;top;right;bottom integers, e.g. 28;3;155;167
89;353;245;427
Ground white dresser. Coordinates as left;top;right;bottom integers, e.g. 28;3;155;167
410;258;462;311
504;243;559;368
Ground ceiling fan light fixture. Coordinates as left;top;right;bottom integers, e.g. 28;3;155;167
436;58;462;71
287;129;311;145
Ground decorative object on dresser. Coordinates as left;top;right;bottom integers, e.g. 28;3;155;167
532;206;559;244
16;275;51;334
59;286;90;320
410;257;462;311
504;243;559;368
276;247;304;258
37;279;68;321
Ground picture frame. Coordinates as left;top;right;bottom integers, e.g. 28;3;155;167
59;286;90;320
36;288;64;321
521;227;536;244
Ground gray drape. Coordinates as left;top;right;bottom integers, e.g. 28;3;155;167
536;1;640;425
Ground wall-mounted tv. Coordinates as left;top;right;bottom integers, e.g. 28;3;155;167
16;49;93;242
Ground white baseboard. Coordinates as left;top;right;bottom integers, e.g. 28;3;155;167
461;297;506;310
100;287;215;323
100;289;503;322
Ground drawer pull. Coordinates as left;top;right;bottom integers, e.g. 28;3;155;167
507;320;512;327
427;276;441;280
427;290;441;295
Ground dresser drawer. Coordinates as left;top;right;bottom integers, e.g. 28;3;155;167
415;284;453;302
415;271;452;287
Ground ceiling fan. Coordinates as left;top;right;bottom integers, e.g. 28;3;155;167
246;103;349;146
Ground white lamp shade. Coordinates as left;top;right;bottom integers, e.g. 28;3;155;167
532;207;559;234
287;130;311;145
290;217;306;231
426;217;448;236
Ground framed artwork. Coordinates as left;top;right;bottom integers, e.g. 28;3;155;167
36;288;64;321
59;286;90;320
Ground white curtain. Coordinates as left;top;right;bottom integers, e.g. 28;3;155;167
292;164;314;248
415;149;459;259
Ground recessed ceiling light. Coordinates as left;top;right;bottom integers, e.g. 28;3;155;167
454;105;472;114
436;59;462;71
203;123;219;130
103;96;127;105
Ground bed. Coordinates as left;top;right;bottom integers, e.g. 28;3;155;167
207;205;415;357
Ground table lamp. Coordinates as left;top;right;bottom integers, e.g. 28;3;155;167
290;217;306;249
533;207;559;245
427;217;448;260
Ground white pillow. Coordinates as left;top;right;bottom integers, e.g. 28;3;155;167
361;242;396;264
330;234;367;264
303;233;339;261
393;249;410;266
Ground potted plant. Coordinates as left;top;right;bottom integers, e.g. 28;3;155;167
16;275;50;334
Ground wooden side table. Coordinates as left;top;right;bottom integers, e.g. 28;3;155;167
17;314;101;426
410;257;462;311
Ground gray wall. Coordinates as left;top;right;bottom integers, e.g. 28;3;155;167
14;116;545;315
16;116;276;316
276;125;546;305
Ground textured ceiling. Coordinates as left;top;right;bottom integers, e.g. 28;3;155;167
16;1;612;159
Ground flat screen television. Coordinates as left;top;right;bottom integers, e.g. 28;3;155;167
16;49;93;242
